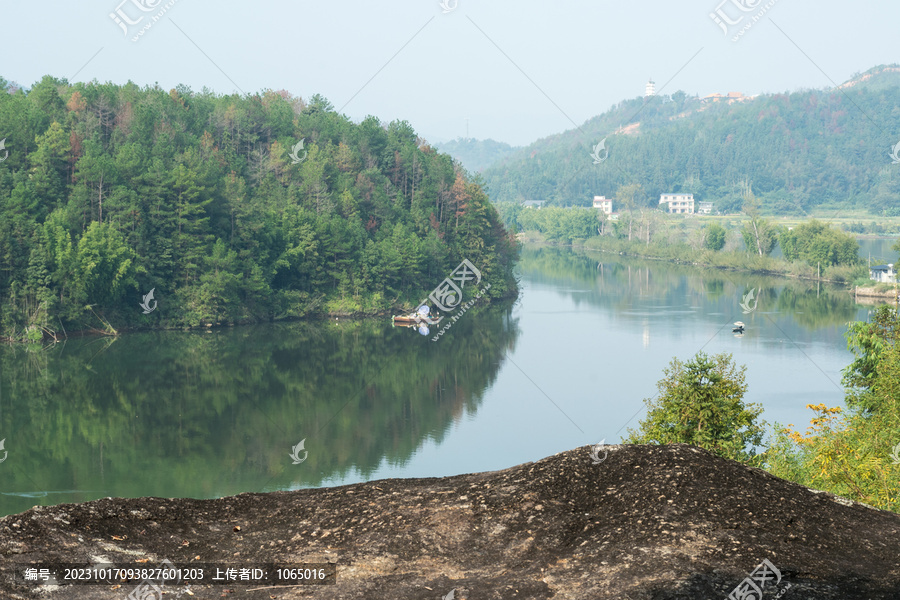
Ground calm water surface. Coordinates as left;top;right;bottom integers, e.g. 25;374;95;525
857;237;899;265
0;244;888;517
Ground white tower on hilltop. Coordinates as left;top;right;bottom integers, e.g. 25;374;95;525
645;79;656;97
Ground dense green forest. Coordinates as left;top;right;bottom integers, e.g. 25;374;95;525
434;137;521;173
0;76;518;341
482;65;900;215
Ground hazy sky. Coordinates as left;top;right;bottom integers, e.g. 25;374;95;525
1;1;897;146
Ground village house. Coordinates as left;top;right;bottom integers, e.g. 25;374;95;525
592;195;613;214
869;263;897;283
523;200;545;209
592;196;619;221
659;193;695;214
697;201;714;215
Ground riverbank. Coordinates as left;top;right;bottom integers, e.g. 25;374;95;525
517;236;857;291
855;284;900;297
585;236;866;283
1;444;897;599
514;229;874;284
0;291;517;345
854;285;900;306
517;235;900;309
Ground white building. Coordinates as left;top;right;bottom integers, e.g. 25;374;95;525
869;264;897;283
593;195;613;215
697;201;714;215
659;193;695;214
645;79;655;97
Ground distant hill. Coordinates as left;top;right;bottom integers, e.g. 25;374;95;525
482;64;900;216
839;64;900;93
435;137;522;173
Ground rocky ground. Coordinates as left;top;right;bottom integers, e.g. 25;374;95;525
1;444;899;599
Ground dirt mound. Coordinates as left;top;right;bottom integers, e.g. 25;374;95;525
2;444;898;599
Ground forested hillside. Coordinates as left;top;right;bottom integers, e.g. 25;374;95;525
483;64;900;215
0;76;518;341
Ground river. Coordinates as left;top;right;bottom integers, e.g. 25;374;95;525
0;242;895;518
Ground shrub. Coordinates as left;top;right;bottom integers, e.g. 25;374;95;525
625;352;765;463
704;223;727;251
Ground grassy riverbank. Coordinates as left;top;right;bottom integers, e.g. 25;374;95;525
574;235;868;285
503;204;898;289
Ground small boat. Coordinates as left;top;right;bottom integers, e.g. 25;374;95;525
732;321;745;333
392;315;420;324
392;314;444;325
392;304;442;326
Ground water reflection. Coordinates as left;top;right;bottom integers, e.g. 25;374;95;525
0;245;887;519
514;245;862;457
521;245;863;332
0;307;519;517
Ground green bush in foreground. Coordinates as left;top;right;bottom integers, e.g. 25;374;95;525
764;401;900;513
763;306;900;513
842;305;900;413
625;352;766;463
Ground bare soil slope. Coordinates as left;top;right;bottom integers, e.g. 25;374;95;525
2;444;899;599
